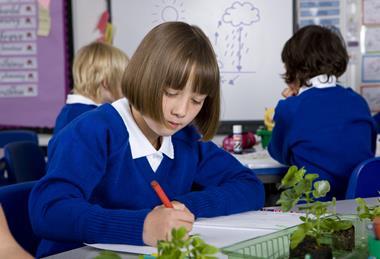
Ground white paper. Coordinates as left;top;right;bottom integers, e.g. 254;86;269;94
363;0;380;25
365;27;380;53
362;55;380;82
85;210;302;255
195;210;303;230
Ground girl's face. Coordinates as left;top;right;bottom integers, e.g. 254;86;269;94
154;80;207;136
132;78;207;145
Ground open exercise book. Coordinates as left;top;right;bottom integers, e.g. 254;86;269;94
86;210;303;255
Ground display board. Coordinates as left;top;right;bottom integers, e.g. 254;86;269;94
0;0;69;128
111;0;293;121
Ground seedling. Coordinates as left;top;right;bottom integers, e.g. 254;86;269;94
138;227;218;259
277;166;352;250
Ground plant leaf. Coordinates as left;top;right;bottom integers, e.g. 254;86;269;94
276;188;299;211
312;181;330;198
94;250;122;259
290;224;307;249
279;166;305;189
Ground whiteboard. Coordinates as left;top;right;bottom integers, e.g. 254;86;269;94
111;0;293;121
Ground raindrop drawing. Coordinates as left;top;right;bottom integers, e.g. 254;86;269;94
215;1;260;85
151;1;260;86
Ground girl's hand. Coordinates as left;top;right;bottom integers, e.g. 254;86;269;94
142;202;194;246
281;87;297;98
282;81;300;98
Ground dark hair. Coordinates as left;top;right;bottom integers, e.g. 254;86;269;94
122;22;220;140
281;25;348;86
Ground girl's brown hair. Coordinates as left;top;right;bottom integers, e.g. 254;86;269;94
123;22;220;140
281;25;348;87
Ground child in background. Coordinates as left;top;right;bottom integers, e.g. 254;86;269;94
373;113;380;133
268;25;376;200
29;22;265;257
53;42;129;134
0;206;33;259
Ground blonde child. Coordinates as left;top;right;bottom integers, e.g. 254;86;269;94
29;22;265;257
54;42;129;134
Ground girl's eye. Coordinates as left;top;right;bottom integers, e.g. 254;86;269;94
192;99;204;105
164;90;178;97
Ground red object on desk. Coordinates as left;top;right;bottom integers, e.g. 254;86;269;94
374;217;380;240
151;180;174;208
222;131;256;152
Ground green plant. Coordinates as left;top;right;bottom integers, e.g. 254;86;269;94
139;227;218;259
356;197;380;221
277;166;352;249
94;250;122;259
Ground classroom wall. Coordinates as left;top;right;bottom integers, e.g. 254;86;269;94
71;0;377;117
71;0;106;53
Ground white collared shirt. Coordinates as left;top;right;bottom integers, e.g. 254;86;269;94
112;98;174;172
298;74;337;95
66;94;100;106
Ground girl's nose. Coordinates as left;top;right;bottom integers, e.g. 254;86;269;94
171;99;189;118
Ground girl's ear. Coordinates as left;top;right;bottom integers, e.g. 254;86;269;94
101;80;109;90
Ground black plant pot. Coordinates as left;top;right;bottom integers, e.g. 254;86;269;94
332;225;355;251
289;235;332;259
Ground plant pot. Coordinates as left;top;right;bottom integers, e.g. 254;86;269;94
256;129;272;149
368;235;380;258
289;235;332;259
332;225;355;251
374;217;380;240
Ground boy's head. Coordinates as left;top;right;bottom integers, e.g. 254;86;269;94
281;25;348;87
72;42;129;103
123;22;220;140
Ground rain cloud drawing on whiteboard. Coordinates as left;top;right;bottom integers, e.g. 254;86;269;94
151;0;259;86
215;1;260;86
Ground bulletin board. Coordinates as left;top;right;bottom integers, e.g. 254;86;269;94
111;0;294;121
0;0;70;128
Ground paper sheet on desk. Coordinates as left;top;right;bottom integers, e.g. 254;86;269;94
195;210;303;230
85;211;302;255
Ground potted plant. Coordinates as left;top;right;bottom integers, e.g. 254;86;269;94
277;166;354;258
356;197;380;258
135;227;218;259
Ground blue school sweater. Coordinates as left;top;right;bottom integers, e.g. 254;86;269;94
29;104;265;257
373;113;380;133
268;86;376;200
53;103;97;134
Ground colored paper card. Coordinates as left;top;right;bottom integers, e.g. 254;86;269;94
104;23;114;44
38;0;51;10
37;4;51;36
97;11;109;33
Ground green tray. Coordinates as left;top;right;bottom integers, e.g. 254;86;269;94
221;215;369;259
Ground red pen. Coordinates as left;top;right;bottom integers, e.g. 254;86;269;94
150;180;174;208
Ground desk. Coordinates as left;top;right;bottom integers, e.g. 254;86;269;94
232;149;288;184
43;197;379;259
38;134;52;147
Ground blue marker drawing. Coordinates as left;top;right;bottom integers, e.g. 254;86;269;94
152;0;185;23
150;0;259;86
214;1;260;85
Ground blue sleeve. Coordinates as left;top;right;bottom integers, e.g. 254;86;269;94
174;141;265;218
268;100;294;165
29;120;149;246
373;112;380;134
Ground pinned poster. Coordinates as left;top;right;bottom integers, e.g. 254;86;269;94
97;11;109;34
39;0;51;9
104;23;114;44
37;1;51;36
